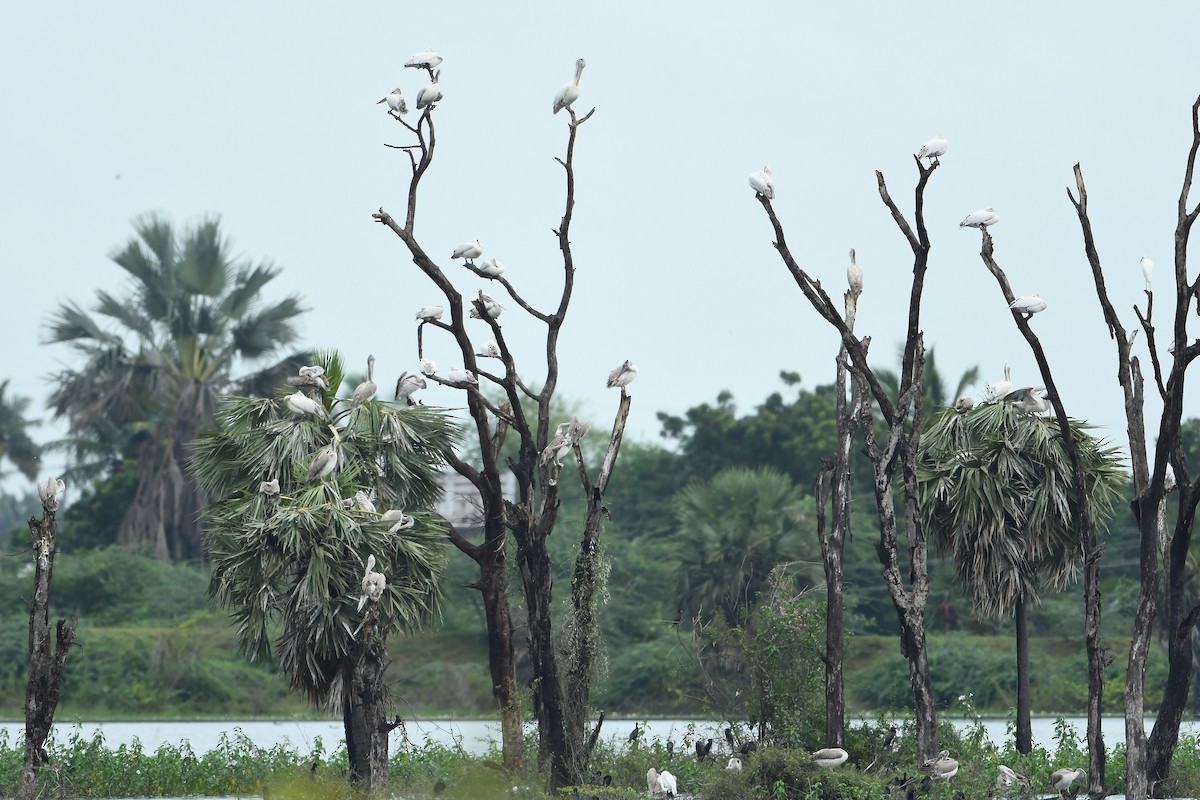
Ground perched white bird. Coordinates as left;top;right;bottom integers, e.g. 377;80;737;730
607;360;638;391
351;490;376;513
259;478;280;496
646;768;661;794
985;363;1013;403
1050;767;1086;796
477;338;502;359
726;757;743;771
470;290;504;319
447;366;479;386
553;57;586;114
381;509;416;533
358;554;387;611
749;167;775;200
415;305;444;323
954;396;975;413
296;365;330;390
1165;462;1178;492
377;88;407;115
286;390;324;417
921;750;959;780
1141;256;1154;290
1003;385;1050;415
451;239;484;263
37;477;66;512
540;422;571;467
812;748;849;768
304;443;339;483
1009;294;1048;316
478;258;506;277
917;134;948;164
657;769;677;798
351;355;377;408
415;70;443;110
419;358;437;377
847;248;864;296
960;208;1000;229
405;48;443;70
996;764;1028;791
394;371;427;404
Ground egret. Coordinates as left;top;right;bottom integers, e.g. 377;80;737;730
351;355;377;408
451;239;484;264
358;554;387;611
477;338;502;359
415;70;443;110
954;396;975;413
985;363;1013;402
1050;767;1086;797
304;443;338;483
1003;385;1050;414
420;358;437;377
726;757;743;771
553;58;586;115
921;750;959;780
447;367;478;386
748;167;775;200
394;371;427;405
405;48;443;70
352;490;376;513
381;509;416;532
286;390;324;417
377;88;407;115
478;258;505;277
847;248;864;295
1141;256;1154;290
416;305;444;323
812;748;849;768
917;134;948;165
657;769;677;798
259;478;280;495
1009;294;1048;317
997;764;1029;791
960;208;1000;229
607;360;638;392
646;767;661;793
37;476;66;512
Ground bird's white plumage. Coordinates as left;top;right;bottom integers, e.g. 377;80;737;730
286;391;323;416
420;358;437;376
377;88;407;115
1009;294;1047;314
917;134;948;162
1003;385;1050;414
405;48;443;69
960;208;1000;228
646;768;661;794
985;363;1013;403
447;367;478;386
1051;767;1086;792
997;764;1028;790
607;360;638;390
415;72;443;109
1141;256;1154;290
553;58;586;114
304;444;338;483
478;338;502;358
38;476;66;511
847;248;863;295
922;750;959;780
749;167;775;200
415;305;444;322
478;258;506;277
657;769;677;797
954;396;975;413
395;371;426;404
726;757;743;771
812;748;849;768
359;554;387;611
259;478;280;495
470;290;504;319
451;239;484;261
351;355;377;408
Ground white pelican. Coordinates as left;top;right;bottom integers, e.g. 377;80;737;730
1051;767;1086;796
646;768;661;794
847;248;864;296
352;490;376;513
917;134;948;164
996;764;1028;791
394;371;427;405
553;57;586;115
749;167;775;200
1009;294;1048;316
954;396;975;413
1003;385;1050;414
1141;256;1154;290
447;366;478;386
985;363;1013;402
415;305;444;323
259;478;280;495
451;239;484;264
921;750;958;780
478;258;505;277
405;48;443;70
415;70;443;110
377;88;407;115
420;358;437;377
358;554;387;611
540;422;571;467
657;769;677;798
286;390;324;417
607;360;638;391
381;509;416;533
304;443;338;483
470;290;504;319
37;476;66;512
351;355;377;408
297;365;330;391
477;338;502;359
960;208;1000;229
812;748;849;768
726;757;743;771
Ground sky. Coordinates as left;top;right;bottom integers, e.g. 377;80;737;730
3;2;1200;489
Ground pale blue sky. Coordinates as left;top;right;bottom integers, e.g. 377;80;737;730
3;2;1199;487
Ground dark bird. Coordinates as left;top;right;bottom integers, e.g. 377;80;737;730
882;726;898;750
666;740;674;756
672;608;683;625
433;779;446;795
602;775;612;787
629;722;641;743
740;740;758;756
696;737;714;761
725;726;735;748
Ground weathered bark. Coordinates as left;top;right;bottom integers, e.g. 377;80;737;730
476;535;524;772
17;500;79;800
1014;596;1032;754
343;614;391;793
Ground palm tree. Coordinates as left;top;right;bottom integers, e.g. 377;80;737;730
0;381;40;481
190;351;455;790
917;402;1125;753
45;214;307;562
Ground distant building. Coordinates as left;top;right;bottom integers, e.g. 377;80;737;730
436;470;518;530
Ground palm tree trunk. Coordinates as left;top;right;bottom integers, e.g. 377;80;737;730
478;548;525;772
343;620;391;792
1014;594;1032;754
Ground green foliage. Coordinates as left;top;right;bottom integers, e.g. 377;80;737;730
0;380;40;482
57;460;139;552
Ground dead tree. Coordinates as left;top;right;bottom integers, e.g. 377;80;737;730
1063;94;1200;800
373;63;630;791
16;477;78;800
753;157;942;761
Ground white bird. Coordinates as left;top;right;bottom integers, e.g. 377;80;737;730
566;416;589;447
415;70;443;110
917;134;948;164
1050;767;1086;796
381;509;416;533
351;355;377;408
726;757;743;771
812;748;849;768
415;305;444;323
358;554;387;611
377;88;407;115
954;396;975;413
477;338;502;359
394;371;427;405
749;167;775;200
447;367;478;386
352;490;376;513
451;239;484;264
1009;294;1048;316
960;208;1000;229
921;750;958;780
470;290;504;319
997;764;1029;791
304;443;339;483
985;363;1013;403
420;358;437;377
37;476;66;512
607;360;638;392
286;390;324;417
296;365;330;391
657;769;677;798
1165;462;1178;492
259;478;280;496
478;258;506;277
1141;256;1154;290
646;768;661;794
553;57;586;115
405;48;443;70
540;422;571;467
1003;385;1050;414
847;248;864;296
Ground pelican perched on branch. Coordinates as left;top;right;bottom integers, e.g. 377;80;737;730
259;478;280;496
420;358;437;377
447;367;478;386
540;422;571;467
607;360;638;392
394;371;426;405
1009;294;1047;317
405;48;443;70
470;290;504;319
381;509;416;532
351;355;377;407
291;365;329;391
1050;767;1086;797
377;88;407;115
415;70;443;110
38;477;66;512
553;58;586;115
304;441;338;483
451;239;483;264
748;167;775;200
997;764;1029;792
478;258;505;277
352;490;376;513
358;555;387;611
415;305;444;323
286;390;324;417
921;750;958;780
477;338;502;359
1003;385;1050;415
847;248;864;296
960;208;1000;229
917;134;948;165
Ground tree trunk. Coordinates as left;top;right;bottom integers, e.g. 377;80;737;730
902;618;938;761
1014;595;1032;754
478;543;525;772
342;615;392;793
17;505;78;800
1084;522;1108;798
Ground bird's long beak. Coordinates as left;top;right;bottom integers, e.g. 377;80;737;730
376;98;386;104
